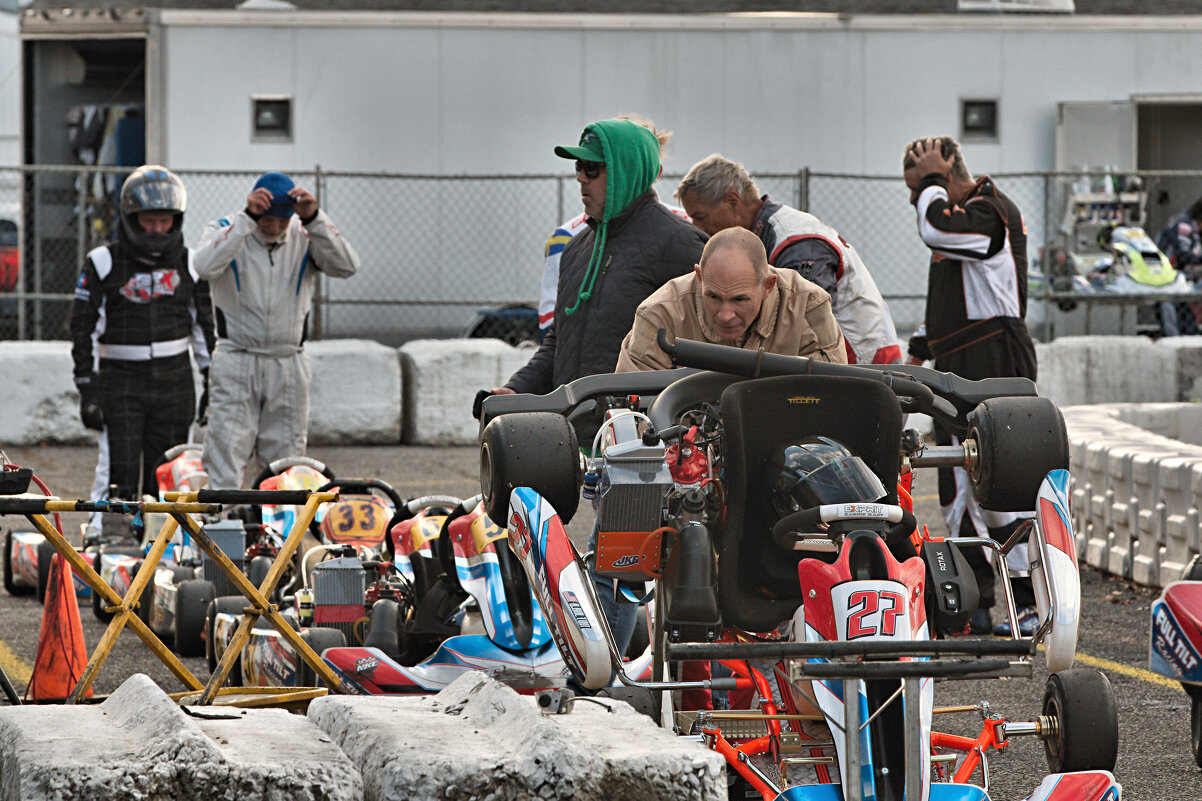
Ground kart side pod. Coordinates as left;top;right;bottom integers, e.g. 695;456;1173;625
506;487;615;690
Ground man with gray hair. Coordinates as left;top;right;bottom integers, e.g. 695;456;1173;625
676;154;900;365
616;227;845;371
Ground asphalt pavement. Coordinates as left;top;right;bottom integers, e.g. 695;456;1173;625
0;443;1199;800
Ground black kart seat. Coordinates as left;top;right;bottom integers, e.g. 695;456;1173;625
718;374;904;633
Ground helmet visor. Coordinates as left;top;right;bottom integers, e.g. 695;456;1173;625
787;455;887;510
126;178;187;215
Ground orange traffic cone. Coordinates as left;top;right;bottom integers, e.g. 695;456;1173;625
26;552;91;701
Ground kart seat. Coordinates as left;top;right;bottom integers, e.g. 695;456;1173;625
718;374;903;633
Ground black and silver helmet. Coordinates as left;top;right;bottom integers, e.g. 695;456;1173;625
771;436;887;518
117;165;187;260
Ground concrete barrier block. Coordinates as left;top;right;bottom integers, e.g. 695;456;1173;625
1157;336;1202;403
0;342;95;445
308;339;402;444
309;671;726;801
0;673;363;801
400;339;535;445
1038;337;1176;406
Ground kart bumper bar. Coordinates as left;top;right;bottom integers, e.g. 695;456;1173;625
667;638;1034;661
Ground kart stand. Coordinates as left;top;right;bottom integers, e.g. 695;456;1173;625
0;488;354;705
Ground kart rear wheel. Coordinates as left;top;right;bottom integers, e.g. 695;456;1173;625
480;412;580;525
1183;554;1202;582
296;627;346;688
363;598;401;660
174;579;216;657
206;596;245;687
968;396;1068;512
35;540;55;604
1042;668;1118;773
1192;697;1202;769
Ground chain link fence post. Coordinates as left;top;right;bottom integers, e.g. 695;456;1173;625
797;166;809;213
312;163;324;340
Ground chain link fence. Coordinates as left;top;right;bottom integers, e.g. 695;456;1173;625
4;165;1201;345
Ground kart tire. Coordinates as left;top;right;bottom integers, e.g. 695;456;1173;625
480;412;579;525
35;540;55;605
174;579;216;657
1042;668;1118;773
91;547;151;622
1183;554;1202;582
206;596;246;687
1192;697;1202;769
295;627;346;688
968;396;1068;512
130;560;153;627
363;598;401;660
3;530;32;596
90;552;108;621
627;608;650;660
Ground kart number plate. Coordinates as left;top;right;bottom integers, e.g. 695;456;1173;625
322;497;391;546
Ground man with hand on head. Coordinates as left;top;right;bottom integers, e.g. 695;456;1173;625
616;227;846;371
194;172;359;489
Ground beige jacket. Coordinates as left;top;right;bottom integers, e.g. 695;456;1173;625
615;266;848;372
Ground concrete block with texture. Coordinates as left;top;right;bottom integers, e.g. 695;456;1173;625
1036;336;1176;406
0;673;363;801
1157;336;1202;402
309;671;726;801
308;339;402;444
0;342;94;445
401;339;534;445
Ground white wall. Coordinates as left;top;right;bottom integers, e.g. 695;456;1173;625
158;12;1202;178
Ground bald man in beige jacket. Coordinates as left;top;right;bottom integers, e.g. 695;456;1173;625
616;227;847;372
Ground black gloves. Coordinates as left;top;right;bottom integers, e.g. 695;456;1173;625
77;374;104;431
472;389;492;421
197;367;210;426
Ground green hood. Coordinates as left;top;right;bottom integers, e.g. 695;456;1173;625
561;119;661;316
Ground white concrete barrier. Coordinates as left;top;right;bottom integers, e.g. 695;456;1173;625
399;338;533;445
0;673;363;801
1034;336;1177;406
308;339;401;445
308;671;726;801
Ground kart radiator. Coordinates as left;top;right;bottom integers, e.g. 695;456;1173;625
596;458;672;535
313;557;366;643
201;520;246;597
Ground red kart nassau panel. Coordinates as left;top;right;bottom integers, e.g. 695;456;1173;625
1163;582;1202;664
1038;496;1077;567
1023;770;1121;801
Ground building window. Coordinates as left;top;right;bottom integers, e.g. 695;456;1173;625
252;95;292;142
962;99;998;140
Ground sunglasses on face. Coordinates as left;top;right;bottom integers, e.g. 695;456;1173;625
575;160;604;179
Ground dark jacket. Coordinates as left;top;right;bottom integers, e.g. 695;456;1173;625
506;190;706;394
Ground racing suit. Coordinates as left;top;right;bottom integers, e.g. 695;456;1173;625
194;209;359;489
751;195;901;365
70;242;215;506
1156;210;1202;335
909;172;1038;609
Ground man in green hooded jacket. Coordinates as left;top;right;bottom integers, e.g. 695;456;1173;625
492;118;707;397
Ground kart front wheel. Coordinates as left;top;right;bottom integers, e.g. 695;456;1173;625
35;540;55;604
480;412;580;525
175;579;216;657
206;596;245;686
295;627;346;688
968;396;1068;512
3;530;32;596
1183;554;1202;582
1042;668;1118;773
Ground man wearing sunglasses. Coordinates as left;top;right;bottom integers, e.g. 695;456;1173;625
489;118;705;403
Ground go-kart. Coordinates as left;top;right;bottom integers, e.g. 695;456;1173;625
207;476;417;687
318;491;652;694
1149;556;1202;769
477;330;1121;801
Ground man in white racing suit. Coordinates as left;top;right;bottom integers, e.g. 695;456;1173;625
194;172;359;489
676;154;901;365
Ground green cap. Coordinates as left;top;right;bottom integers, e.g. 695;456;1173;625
554;128;605;162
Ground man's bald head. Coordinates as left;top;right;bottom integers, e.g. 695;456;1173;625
698;227;769;281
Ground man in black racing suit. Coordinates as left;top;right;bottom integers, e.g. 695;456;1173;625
70;165;215;522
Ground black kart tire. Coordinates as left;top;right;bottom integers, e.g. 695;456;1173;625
968;396;1068;512
35;540;56;605
1183;554;1202;582
296;627;347;687
1192;697;1202;769
1042;669;1119;773
3;530;32;596
207;596;246;686
363;598;401;660
627;608;650;660
174;580;216;657
480;411;580;525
